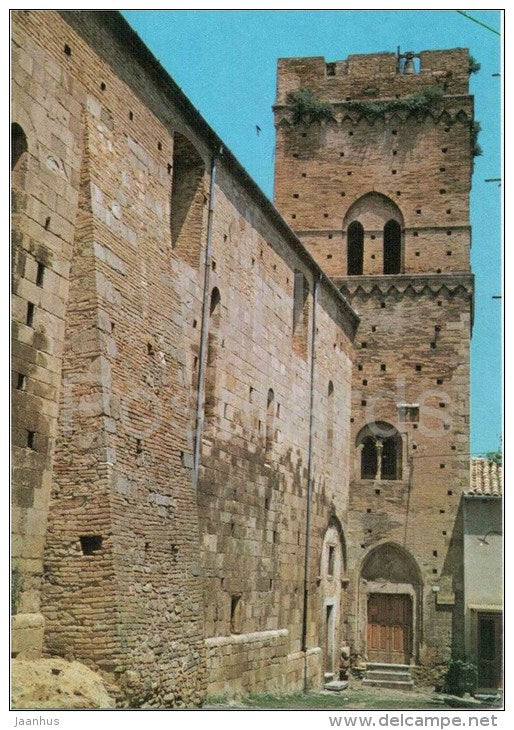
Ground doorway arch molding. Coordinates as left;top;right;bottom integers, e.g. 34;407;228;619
355;541;424;665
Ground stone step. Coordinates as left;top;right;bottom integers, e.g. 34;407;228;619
366;662;412;671
365;670;412;682
324;680;348;692
324;672;335;682
362;678;414;691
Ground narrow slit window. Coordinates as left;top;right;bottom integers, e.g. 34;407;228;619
327;545;335;576
26;302;34;327
230;594;242;634
36;262;45;287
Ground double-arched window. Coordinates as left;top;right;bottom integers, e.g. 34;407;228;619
344;193;403;276
357;422;402;480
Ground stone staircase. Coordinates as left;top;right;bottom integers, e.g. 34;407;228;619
324;671;348;692
362;663;414;691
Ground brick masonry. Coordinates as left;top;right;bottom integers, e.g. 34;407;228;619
274;51;473;679
12;11;358;705
11;12;476;706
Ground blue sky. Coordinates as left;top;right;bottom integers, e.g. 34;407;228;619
122;10;502;455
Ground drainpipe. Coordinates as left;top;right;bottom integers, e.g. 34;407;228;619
192;148;223;489
302;273;320;692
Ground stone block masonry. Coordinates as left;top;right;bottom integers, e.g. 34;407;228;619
12;12;477;707
12;10;358;705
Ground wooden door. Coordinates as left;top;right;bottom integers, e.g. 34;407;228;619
367;593;412;664
477;613;503;690
324;604;334;672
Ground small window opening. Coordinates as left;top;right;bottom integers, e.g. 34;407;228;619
36;262;45;287
44;217;51;230
327;545;335;576
27;430;35;449
64;44;71;56
398;405;419;422
16;373;26;390
383;219;402;274
136;438;143;454
147;342;154;356
347;221;364;275
380;363;386;371
100;82;106;91
80;535;102;555
12;123;28;172
26;302;34;327
230;594;242;634
416;364;422;372
129;111;134;121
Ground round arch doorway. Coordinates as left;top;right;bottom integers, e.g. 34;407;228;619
358;542;422;665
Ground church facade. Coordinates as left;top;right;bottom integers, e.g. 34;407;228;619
12;11;477;706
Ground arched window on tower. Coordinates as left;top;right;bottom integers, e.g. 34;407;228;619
383;219;402;274
347;221;364;275
357;422;402;480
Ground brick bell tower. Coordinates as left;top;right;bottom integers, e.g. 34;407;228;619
273;49;474;674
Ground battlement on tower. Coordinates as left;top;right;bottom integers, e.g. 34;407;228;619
276;49;471;105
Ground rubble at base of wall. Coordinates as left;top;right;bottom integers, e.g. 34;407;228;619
11;657;116;709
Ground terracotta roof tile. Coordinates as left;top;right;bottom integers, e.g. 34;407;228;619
466;457;503;497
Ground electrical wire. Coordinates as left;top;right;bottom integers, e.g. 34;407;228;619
456;10;500;36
